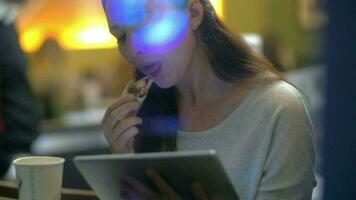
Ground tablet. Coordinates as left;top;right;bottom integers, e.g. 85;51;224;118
74;150;239;200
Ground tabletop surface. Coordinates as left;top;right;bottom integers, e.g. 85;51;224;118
0;180;99;200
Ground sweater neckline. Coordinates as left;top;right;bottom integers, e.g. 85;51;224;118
177;78;275;136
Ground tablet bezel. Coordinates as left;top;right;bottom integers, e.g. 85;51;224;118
74;150;239;200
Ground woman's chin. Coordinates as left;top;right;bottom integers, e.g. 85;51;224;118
153;79;175;89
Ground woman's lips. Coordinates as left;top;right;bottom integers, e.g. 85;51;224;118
143;62;161;78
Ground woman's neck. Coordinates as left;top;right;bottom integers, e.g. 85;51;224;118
175;45;238;107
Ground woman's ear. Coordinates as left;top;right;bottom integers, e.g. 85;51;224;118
188;0;204;30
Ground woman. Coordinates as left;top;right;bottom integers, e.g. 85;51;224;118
101;0;316;199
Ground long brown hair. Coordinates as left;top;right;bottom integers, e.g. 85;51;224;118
198;0;279;81
135;0;281;152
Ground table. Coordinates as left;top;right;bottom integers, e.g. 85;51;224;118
0;180;98;200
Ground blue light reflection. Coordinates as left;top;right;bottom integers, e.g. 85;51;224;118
108;0;189;54
113;0;147;26
135;11;189;54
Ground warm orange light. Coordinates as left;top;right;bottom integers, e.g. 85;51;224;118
19;0;223;52
59;23;117;50
210;0;223;18
20;28;45;52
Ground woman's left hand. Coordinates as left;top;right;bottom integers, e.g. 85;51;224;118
120;170;210;200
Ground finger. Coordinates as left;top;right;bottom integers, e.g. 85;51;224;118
102;94;135;123
120;181;131;199
106;101;140;131
125;189;147;200
122;175;159;199
120;188;130;199
102;94;136;124
192;182;209;200
103;114;138;148
128;137;135;148
116;127;140;150
147;170;177;197
113;116;143;136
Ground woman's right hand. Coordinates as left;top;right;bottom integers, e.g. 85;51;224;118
101;94;143;154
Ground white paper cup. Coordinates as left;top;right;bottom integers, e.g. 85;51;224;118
13;156;65;200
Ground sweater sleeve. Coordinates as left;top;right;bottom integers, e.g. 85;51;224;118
256;86;317;200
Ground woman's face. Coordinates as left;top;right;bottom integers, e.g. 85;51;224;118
103;0;199;88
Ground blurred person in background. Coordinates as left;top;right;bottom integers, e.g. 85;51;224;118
101;0;316;199
0;0;39;177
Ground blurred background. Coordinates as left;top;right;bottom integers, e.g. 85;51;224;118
17;0;326;128
1;0;327;198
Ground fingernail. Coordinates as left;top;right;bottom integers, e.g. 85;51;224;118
121;178;134;190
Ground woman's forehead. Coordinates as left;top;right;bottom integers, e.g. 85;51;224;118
104;0;191;54
104;0;189;28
